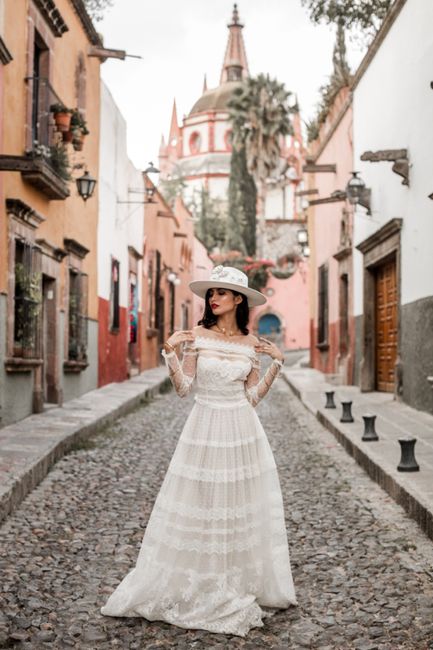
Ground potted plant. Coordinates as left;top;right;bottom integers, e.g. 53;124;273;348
49;141;72;182
70;109;89;151
50;103;72;133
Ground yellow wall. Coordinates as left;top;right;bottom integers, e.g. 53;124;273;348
0;0;100;317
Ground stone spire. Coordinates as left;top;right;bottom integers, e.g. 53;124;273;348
202;74;208;93
219;4;249;85
168;99;180;145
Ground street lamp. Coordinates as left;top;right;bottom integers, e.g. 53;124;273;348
144;161;160;203
297;227;308;245
76;170;97;201
346;171;371;214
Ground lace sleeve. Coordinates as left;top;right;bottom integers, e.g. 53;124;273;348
161;341;197;398
244;353;283;407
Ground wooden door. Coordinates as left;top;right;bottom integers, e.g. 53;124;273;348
375;258;397;392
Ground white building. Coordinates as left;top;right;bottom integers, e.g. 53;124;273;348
98;81;145;385
352;0;433;412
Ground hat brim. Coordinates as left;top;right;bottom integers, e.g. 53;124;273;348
189;280;267;307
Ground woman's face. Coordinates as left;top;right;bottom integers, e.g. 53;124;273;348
208;288;242;316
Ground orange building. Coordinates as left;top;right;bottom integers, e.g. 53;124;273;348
140;182;195;370
0;0;102;425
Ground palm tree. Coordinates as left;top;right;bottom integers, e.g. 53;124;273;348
228;74;296;256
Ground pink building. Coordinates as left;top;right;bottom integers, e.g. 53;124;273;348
306;86;355;383
191;237;213;326
252;264;309;350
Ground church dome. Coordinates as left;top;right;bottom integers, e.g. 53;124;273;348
189;81;242;116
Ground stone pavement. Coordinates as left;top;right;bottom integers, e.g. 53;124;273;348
281;364;433;543
0;367;170;524
1;374;433;648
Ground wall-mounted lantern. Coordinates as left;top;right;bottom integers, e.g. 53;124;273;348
297;227;308;245
297;227;310;258
345;171;371;214
144;161;160;203
76;170;97;201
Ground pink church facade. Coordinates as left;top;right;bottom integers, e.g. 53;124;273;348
159;4;310;352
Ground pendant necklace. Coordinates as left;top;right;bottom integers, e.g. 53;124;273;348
215;323;239;337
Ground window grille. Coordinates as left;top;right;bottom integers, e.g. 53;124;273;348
68;269;88;361
13;239;42;358
110;258;120;332
318;263;329;345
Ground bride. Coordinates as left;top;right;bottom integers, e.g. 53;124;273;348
101;265;298;637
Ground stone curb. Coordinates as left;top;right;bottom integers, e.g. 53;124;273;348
281;372;433;542
0;368;171;525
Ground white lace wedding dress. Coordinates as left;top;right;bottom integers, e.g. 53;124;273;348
100;326;297;636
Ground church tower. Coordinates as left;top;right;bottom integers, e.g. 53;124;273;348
158;4;249;203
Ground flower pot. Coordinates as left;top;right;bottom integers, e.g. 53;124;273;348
72;136;84;152
62;129;74;144
54;112;71;133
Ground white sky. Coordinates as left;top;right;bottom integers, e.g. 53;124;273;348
98;0;365;170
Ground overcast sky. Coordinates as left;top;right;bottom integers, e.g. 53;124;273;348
98;0;365;170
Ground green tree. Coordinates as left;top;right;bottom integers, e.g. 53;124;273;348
228;73;295;256
159;175;187;208
83;0;113;22
226;146;257;255
190;187;226;252
301;0;392;38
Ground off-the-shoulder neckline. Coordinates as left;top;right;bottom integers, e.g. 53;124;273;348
194;334;257;353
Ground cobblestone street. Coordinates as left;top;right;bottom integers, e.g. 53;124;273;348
1;377;433;650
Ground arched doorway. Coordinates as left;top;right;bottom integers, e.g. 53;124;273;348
258;313;282;341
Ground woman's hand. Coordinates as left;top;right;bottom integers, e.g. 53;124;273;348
165;329;194;353
254;337;284;363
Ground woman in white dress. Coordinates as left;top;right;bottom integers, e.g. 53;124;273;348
101;265;297;637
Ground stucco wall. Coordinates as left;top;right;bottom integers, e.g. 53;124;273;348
353;0;433;314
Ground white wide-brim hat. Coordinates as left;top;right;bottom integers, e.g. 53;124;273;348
189;265;267;307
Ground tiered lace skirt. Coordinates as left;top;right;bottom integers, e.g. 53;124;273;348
100;398;297;637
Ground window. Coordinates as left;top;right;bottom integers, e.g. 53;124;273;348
189;132;201;154
68;269;88;361
339;273;349;355
13;239;42;358
110;258;120;332
148;258;154;327
129;272;138;343
317;264;328;346
224;130;233;152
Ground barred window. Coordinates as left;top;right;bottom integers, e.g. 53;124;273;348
318;263;328;345
339;273;349;354
13;239;42;359
68;269;88;361
110;258;120;332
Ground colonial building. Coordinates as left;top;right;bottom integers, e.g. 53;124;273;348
306;85;354;385
308;0;433;415
98;81;145;386
352;0;432;412
0;0;101;426
158;4;249;203
140;188;196;370
159;3;310;351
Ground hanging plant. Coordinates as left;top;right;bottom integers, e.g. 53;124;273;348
50;103;73;132
49;141;72;182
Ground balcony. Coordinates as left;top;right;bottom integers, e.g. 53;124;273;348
0;77;71;200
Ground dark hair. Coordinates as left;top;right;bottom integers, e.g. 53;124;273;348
198;288;250;334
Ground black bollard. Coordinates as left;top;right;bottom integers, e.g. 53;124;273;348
397;437;420;472
362;415;379;441
325;391;336;409
340;401;354;423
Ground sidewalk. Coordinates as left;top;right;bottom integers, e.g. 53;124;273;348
281;363;433;542
0;367;170;524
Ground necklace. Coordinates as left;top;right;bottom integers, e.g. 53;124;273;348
214;323;239;337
